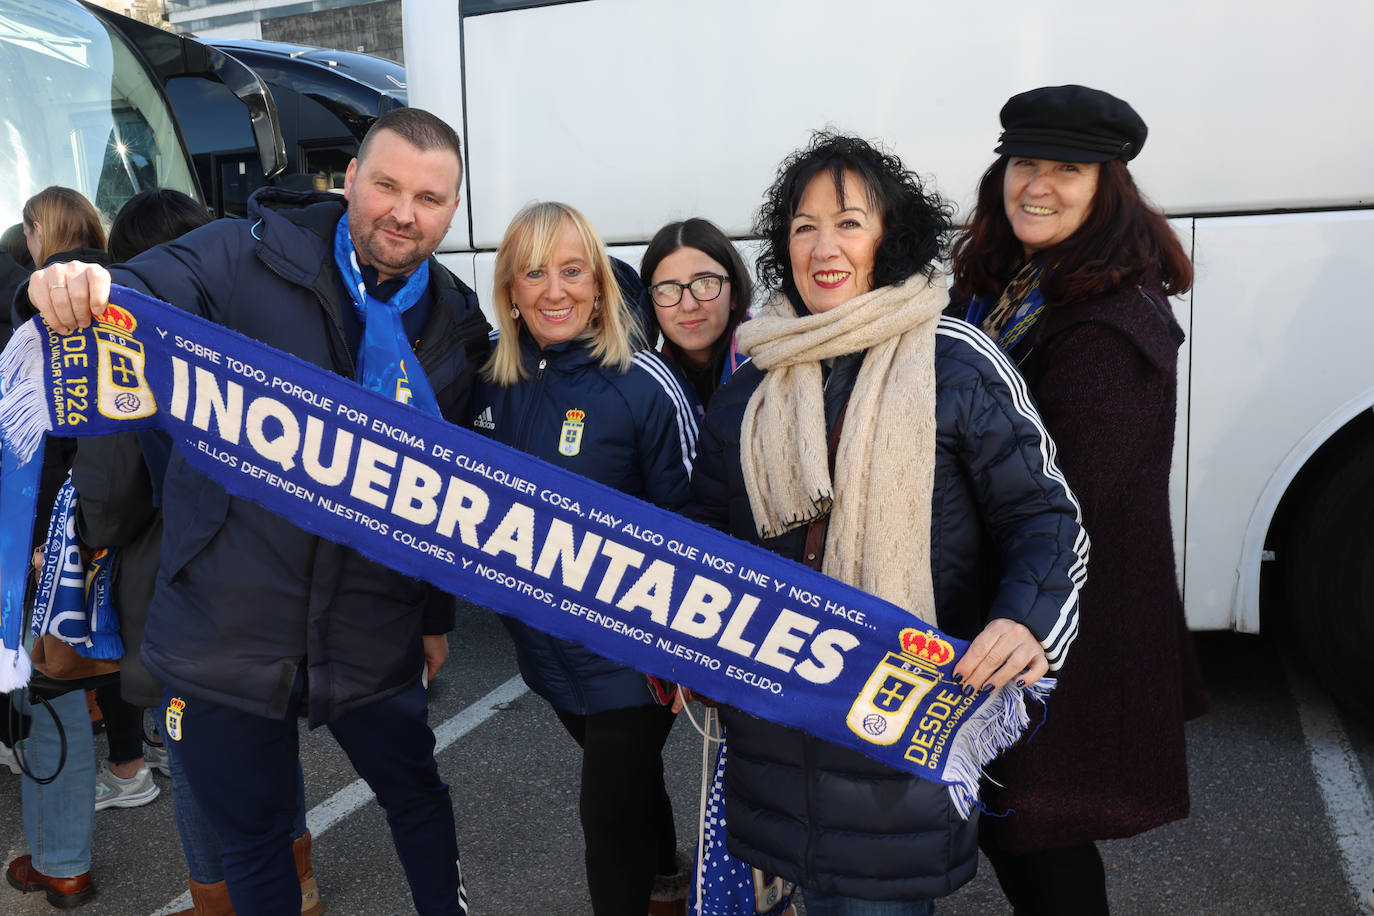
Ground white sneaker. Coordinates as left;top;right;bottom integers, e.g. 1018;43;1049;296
0;743;19;775
94;763;160;810
143;743;171;778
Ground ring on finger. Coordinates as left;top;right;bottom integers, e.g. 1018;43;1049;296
48;280;67;290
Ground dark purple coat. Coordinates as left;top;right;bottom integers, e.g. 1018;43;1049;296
972;280;1207;853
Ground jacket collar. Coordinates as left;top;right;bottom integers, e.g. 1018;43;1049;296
245;187;467;379
517;330;599;372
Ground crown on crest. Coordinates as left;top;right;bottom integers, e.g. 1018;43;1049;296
565;409;586;423
95;304;137;333
898;628;955;670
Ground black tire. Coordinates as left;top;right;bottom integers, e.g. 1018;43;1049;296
1284;436;1374;724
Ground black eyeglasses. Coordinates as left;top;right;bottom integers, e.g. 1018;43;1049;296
648;274;728;308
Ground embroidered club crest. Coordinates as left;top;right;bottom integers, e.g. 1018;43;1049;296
93;304;157;421
165;697;186;741
558;409;586;457
846;628;956;746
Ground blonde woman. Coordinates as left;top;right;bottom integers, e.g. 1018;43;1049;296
469;201;697;916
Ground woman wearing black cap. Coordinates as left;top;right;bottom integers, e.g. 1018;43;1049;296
950;84;1206;914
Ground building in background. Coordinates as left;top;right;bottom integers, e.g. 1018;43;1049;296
88;0;166;27
162;0;403;61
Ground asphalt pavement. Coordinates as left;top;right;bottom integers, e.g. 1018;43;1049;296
3;604;1371;915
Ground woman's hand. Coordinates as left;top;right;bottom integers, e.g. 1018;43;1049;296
951;618;1048;693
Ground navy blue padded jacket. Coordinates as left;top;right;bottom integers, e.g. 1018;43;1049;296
469;333;698;714
110;188;491;726
685;316;1088;900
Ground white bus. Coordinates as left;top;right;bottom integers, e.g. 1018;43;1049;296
403;0;1374;719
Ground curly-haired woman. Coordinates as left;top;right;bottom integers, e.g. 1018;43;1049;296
685;132;1089;915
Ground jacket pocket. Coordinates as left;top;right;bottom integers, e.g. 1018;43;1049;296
159;456;231;581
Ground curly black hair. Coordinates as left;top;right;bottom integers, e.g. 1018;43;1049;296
753;131;952;305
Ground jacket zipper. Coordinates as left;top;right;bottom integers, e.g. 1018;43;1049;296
514;357;548;453
803;734;818;881
512;355;583;705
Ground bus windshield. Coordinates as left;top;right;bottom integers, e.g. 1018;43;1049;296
0;0;199;233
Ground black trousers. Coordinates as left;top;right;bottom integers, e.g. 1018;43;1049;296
96;679;145;765
979;833;1110;916
554;703;678;916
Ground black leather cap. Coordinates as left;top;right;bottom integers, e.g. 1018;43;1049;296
995;84;1147;162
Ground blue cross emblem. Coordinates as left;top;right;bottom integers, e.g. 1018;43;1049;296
873;676;912;712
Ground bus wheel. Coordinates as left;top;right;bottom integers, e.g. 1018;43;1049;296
1284;438;1374;725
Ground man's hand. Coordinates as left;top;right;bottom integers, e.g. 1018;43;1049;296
423;634;449;684
951;618;1048;694
27;262;112;334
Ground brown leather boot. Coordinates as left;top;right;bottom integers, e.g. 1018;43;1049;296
293;832;323;916
647;898;687;916
169;879;233;916
648;852;689;916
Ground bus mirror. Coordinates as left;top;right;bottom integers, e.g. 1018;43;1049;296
205;48;288;179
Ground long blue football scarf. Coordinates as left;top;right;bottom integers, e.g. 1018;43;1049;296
0;286;1053;814
31;479;122;658
333;214;440;415
0;416;40;685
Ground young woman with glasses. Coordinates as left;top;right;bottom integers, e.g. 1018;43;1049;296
640;218;752;413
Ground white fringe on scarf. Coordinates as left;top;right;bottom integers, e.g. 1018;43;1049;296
0;645;31;693
0;322;54;463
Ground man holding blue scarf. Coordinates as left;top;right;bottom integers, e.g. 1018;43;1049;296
22;107;491;916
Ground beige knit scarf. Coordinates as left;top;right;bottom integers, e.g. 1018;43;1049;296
737;274;948;623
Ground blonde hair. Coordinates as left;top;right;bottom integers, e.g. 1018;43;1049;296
483;201;640;385
22;186;105;265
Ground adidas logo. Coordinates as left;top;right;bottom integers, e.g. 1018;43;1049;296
473;406;495;430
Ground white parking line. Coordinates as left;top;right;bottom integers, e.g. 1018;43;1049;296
1286;660;1374;912
152;675;529;916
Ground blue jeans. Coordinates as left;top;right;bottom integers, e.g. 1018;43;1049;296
15;688;96;878
803;891;935;916
162;702;308;884
166;682;460;915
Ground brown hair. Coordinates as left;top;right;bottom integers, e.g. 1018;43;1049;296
356;108;464;192
950;158;1192;303
22;186;105;265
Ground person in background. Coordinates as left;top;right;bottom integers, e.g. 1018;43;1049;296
0;222;32;342
949;84;1206;915
28;192;187;822
640;218;752;414
24;107;491;916
469;201;697;916
640;217;754;913
6;186;109;909
684;132;1088;915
